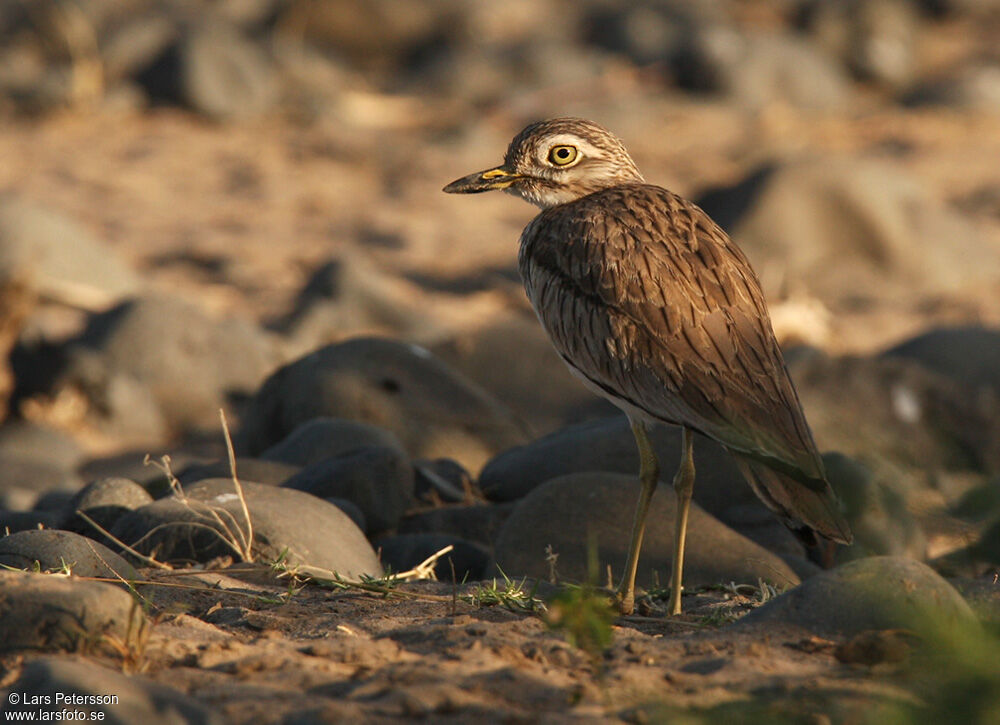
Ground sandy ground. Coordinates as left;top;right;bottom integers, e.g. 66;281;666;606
1;77;999;722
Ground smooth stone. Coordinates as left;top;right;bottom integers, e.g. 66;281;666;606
0;194;139;303
0;529;138;580
950;576;1000;626
0;570;143;653
261;417;405;467
479;416;759;516
430;315;617;436
737;556;977;637
273;255;454;350
799;0;919;89
0;456;81;511
177;457;301;486
0;510;63;533
696;158;996;304
823;453;927;563
63;477;155;539
282;445;414;534
906;62;1000;112
0;420;84;470
178;23;279;120
492;472;801;591
397;503;517;547
61;294;279;432
787;350;1000;476
327;497;366;533
111;478;381;577
9;656;222;724
236;337;528;473
376;533;490;581
674;27;851;109
413;458;474;504
883;326;1000;396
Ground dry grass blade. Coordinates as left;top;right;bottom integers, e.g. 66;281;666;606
75;510;171;570
220;408;253;558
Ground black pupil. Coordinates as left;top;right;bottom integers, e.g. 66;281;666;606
557;148;569;159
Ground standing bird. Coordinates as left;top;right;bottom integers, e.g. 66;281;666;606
444;118;851;615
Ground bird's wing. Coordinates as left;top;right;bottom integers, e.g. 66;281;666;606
519;183;825;486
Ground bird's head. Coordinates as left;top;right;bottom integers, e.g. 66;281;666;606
443;118;644;209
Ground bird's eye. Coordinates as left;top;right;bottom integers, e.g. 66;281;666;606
547;145;579;166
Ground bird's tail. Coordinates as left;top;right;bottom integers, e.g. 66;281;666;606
731;453;853;546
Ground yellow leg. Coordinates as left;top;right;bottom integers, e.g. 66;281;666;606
669;428;695;615
617;420;659;615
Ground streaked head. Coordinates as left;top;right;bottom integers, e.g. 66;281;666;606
443;118;644;209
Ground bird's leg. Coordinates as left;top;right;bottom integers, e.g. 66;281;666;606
669;427;695;615
617;420;659;615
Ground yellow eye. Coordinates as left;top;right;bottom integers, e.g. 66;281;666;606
548;145;579;166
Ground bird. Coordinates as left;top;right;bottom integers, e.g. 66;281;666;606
443;118;852;616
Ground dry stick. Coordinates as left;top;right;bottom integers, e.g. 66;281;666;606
220;408;253;560
76;510;171;570
82;538;155;609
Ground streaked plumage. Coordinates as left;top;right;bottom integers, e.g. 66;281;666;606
444;118;851;615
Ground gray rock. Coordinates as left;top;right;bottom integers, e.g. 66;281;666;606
799;0;919;90
413;458;474;504
738;556;977;637
492;472;801;591
63;477;154;538
950;576;1000;626
60;295;278;432
0;510;63;534
9;656;222;724
0;570;144;654
398;502;516;547
236;337;528;473
35;353;169;447
479;416;759;516
0;420;84;471
78;449;204;489
582;1;720;66
0;529;138;580
430;315;617;436
101;13;179;84
906;62;1000;111
274;256;452;349
327;497;366;533
823;453;927;563
883;326;1000;397
0;195;139;304
111;478;381;577
261;417;404;467
788;351;1000;475
375;533;490;581
674;27;851;110
177;457;301;486
178;23;278;120
282;445;414;534
0;457;81;511
697;158;999;306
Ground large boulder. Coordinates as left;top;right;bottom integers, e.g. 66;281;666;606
697;158;997;305
111;478;381;577
0;570;144;654
236;337;528;473
738;556;977;637
492;472;801;592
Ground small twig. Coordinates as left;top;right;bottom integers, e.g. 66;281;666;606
220;408;253;560
76;510;170;570
392;544;454;582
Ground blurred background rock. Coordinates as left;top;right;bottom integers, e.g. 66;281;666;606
0;0;998;578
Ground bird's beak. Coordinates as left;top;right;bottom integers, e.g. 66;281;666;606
443;164;521;194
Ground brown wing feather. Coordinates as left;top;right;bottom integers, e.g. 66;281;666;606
519;183;824;486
